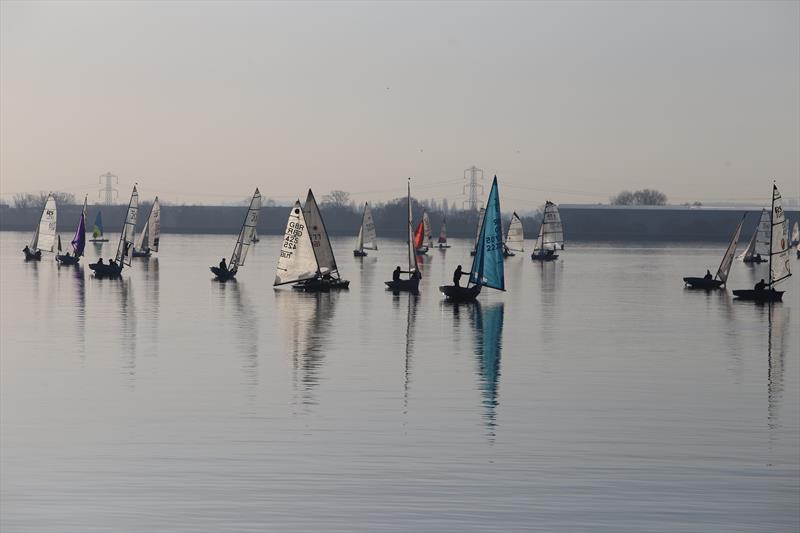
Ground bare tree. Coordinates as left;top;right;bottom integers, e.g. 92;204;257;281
321;190;352;208
611;189;667;206
13;191;76;208
610;190;635;205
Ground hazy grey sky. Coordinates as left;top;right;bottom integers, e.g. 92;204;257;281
1;0;798;209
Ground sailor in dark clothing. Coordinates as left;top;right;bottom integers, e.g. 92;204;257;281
453;265;467;287
704;269;713;280
97;258;104;265
23;245;30;254
754;278;766;291
754;253;762;262
413;269;422;279
393;266;401;282
219;258;227;273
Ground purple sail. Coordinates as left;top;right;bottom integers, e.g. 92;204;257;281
71;211;86;257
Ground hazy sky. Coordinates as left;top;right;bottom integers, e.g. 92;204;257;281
1;0;798;209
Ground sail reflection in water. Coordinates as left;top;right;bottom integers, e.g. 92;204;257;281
275;290;339;408
471;302;505;438
768;305;789;431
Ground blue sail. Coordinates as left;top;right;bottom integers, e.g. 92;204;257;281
469;176;505;290
93;211;103;238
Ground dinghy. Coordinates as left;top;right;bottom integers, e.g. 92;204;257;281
414;218;428;255
423;211;433;249
437;217;450;249
353;202;378;257
56;195;87;265
470;207;485;256
791;221;799;246
733;183;792;302
90;185;138;278
293;189;349;290
23;194;57;261
440;176;505;302
210;189;260;281
385;180;422;293
89;211;109;242
738;208;770;263
274;199;326;290
133;196;160;258
531;201;563;261
252;229;260;243
503;212;524;258
683;214;745;289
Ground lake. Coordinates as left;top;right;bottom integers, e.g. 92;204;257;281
1;232;798;532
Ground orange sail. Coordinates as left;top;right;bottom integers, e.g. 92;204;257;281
414;220;425;249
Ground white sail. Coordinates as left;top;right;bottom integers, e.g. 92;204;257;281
532;221;544;252
407;182;419;274
30;194;57;252
738;228;757;260
769;184;792;286
473;207;485;252
361;202;377;250
755;208;771;257
115;186;139;266
274;201;319;285
792;221;799;244
135;197;161;252
715;215;745;283
437;219;447;244
505;212;524;252
230;189;261;270
422;211;432;247
303;190;338;276
540;201;564;250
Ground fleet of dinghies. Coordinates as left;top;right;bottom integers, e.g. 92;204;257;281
19;178;795;306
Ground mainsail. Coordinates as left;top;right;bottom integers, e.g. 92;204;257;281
407;181;419;275
115;186;139;266
715;214;745;283
769;184;792;286
792;221;799;244
469;176;505;290
355;202;377;252
414;220;425;251
303;190;338;276
135;197;161;252
92;211;104;239
274;200;319;285
437;218;448;244
70;196;87;257
230;189;261;271
505;212;524;252
30;194;57;253
738;208;770;261
533;201;564;252
422;211;432;247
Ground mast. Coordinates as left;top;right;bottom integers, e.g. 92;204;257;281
769;187;774;286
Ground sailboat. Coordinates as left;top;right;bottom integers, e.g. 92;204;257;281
733;183;792;302
683;214;745;289
294;189;350;290
56;195;87;265
423;211;433;249
89;211;109;242
89;185;138;278
133;197;161;258
791;221;799;246
530;201;564;261
22;194;57;261
210;188;261;281
385;179;422;293
470;207;485;256
503;212;524;258
273;199;324;291
437;217;450;249
252;229;260;243
353;202;378;257
440;176;505;302
739;208;770;263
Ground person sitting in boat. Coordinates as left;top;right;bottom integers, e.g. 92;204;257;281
453;265;468;287
413;269;422;279
22;245;30;254
109;259;117;268
704;269;712;281
393;266;401;282
754;253;762;262
97;257;104;265
754;279;766;291
219;258;228;273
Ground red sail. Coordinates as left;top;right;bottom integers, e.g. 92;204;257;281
414;220;425;249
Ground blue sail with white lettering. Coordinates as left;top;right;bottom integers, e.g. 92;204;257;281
469;176;505;291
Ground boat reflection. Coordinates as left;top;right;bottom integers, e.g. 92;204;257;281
767;304;788;432
471;302;505;440
400;292;419;415
119;278;136;383
225;281;259;395
275;290;339;409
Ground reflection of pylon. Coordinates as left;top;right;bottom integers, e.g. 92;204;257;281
462;165;484;211
99;172;118;205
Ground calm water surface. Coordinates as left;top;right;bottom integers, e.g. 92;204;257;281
1;232;798;532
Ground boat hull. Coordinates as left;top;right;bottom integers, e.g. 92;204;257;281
415;247;428;255
210;266;236;281
503;250;516;258
683;277;724;290
132;249;151;258
531;252;559;261
742;257;767;264
89;238;109;243
437;244;450;249
732;289;784;302
23;249;42;261
90;262;123;278
439;284;481;301
353;250;368;257
56;254;80;265
385;278;420;293
292;279;332;292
